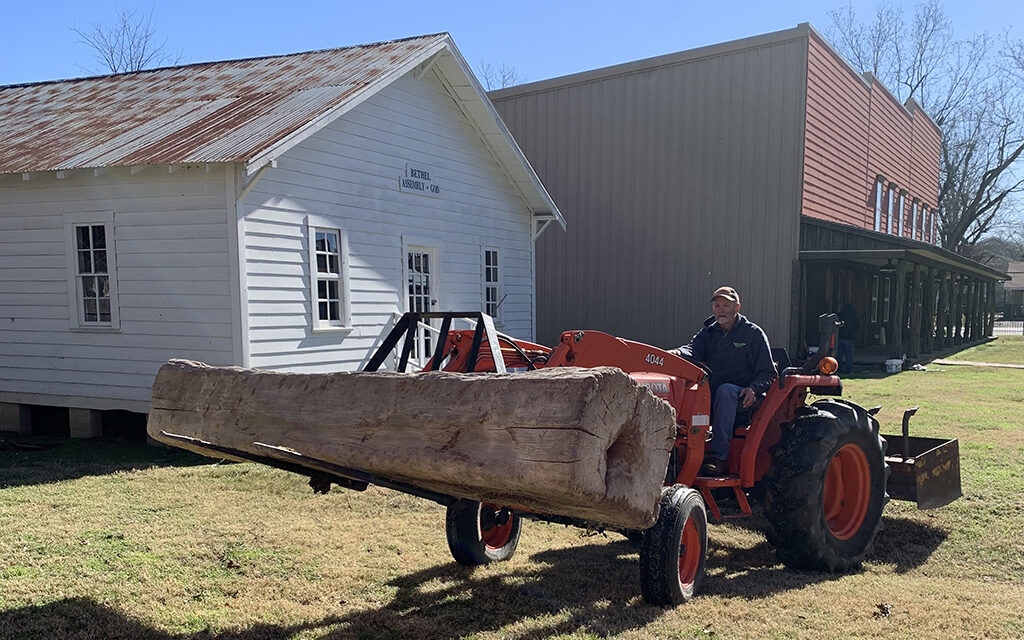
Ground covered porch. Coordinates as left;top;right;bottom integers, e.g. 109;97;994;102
797;219;1007;361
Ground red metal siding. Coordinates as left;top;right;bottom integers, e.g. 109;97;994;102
911;110;942;209
803;35;870;228
802;32;940;240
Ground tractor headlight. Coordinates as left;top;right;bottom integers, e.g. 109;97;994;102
819;357;839;375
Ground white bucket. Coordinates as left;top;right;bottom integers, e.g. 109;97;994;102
885;359;902;373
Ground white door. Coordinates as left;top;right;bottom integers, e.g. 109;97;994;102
407;246;439;360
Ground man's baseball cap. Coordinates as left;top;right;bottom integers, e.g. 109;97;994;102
711;286;740;303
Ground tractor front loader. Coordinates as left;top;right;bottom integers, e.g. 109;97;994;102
149;311;961;606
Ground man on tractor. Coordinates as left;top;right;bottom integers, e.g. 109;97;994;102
672;286;777;476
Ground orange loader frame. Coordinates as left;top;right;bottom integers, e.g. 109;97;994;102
412;312;846;523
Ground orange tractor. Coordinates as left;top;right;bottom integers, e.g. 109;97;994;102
360;311;961;605
157;311;961;606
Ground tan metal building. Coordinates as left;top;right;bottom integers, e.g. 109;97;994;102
491;24;1005;358
1005;262;1024;319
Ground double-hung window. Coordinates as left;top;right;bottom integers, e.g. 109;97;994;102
64;212;119;329
911;200;919;239
483;248;501;321
307;220;351;331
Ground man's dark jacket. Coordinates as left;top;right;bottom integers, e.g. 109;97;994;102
680;314;777;395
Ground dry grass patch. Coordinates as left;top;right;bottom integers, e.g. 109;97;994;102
1;339;1023;639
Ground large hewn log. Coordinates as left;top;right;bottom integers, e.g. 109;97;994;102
148;360;677;529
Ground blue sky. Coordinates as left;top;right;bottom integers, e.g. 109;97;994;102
1;0;1018;87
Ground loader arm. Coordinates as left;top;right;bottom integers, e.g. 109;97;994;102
544;330;708;385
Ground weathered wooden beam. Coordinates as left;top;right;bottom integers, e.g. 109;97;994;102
148;360;678;530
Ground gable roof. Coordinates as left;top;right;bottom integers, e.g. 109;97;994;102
0;34;563;226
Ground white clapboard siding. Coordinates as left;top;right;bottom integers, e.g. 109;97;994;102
0;165;234;412
240;68;536;373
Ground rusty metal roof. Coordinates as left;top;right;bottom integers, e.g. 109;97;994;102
0;34;448;174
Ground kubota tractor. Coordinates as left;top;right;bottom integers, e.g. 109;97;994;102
153;310;962;606
366;311;961;605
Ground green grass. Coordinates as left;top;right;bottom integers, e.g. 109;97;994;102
940;335;1024;364
1;337;1023;639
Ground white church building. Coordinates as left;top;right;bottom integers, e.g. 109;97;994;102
0;34;562;436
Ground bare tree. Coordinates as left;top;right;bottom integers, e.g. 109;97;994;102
72;8;182;74
477;61;526;91
826;1;1024;255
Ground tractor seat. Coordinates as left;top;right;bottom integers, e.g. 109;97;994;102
771;347;792;370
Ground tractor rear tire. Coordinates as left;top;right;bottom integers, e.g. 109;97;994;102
763;399;888;571
639;485;708;605
445;500;522;566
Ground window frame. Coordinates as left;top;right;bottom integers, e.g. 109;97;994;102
911;199;919;240
306;217;352;333
873;177;884;231
482;246;502;323
886;185;896;234
63;212;120;330
883;277;892;320
871;274;879;323
897;191;907;237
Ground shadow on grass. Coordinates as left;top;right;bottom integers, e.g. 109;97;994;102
0;596;337;640
0;537;859;640
0;437;209;489
0;544;658;639
871;514;949;573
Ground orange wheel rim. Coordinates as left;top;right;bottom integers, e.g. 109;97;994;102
678;516;701;588
480;503;514;550
824;443;870;540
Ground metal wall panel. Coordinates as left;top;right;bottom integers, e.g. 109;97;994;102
493;32;809;350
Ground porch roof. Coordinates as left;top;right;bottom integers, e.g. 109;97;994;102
799;248;1008;281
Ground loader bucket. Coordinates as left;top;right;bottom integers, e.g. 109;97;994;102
882;409;962;509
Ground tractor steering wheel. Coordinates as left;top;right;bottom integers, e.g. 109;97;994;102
679;353;713;377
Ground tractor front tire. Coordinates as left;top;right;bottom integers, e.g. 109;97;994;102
764;399;887;571
640;485;708;605
445;500;522;566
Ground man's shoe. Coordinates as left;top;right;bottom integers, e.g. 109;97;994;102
699;457;728;477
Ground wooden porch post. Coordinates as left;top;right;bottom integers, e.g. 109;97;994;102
966;278;974;339
909;264;923;358
966;278;974;342
973;279;983;341
987;281;996;336
891;260;907;358
977;280;987;338
950;274;958;344
923;267;937;354
974;281;983;340
937;270;950;350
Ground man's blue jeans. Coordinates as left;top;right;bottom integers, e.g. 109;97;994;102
710;383;744;461
838;339;855;374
